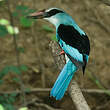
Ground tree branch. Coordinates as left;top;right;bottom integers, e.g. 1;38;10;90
34;102;62;110
0;88;110;95
49;41;91;110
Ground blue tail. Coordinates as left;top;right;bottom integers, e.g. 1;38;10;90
50;60;77;100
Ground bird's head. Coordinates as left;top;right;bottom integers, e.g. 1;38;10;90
28;8;73;28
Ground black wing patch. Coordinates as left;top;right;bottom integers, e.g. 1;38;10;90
57;24;90;55
57;24;90;74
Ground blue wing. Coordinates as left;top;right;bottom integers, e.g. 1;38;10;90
59;39;83;63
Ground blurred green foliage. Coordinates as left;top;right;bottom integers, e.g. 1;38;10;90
0;4;32;109
19;107;28;110
0;3;60;110
51;34;58;41
17;47;25;53
0;65;28;80
41;25;57;41
0;19;19;36
20;17;33;27
0;25;8;37
42;25;54;32
0;104;5;110
13;5;36;28
0;0;5;6
0;64;28;110
0;93;17;110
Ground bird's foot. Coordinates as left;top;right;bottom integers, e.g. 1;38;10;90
59;50;65;55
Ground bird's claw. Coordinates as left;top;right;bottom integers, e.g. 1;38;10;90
59;50;65;55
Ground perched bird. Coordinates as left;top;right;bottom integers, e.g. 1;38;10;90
28;8;90;100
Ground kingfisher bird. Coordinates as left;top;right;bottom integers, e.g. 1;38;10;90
28;8;90;100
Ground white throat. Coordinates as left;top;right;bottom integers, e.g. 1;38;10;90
44;16;59;27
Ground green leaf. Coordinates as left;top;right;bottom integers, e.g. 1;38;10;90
12;77;20;82
0;25;8;37
25;88;31;93
15;5;35;16
16;5;28;11
7;97;15;103
51;35;58;41
0;80;3;84
0;65;22;79
0;66;10;79
10;92;17;97
12;11;19;17
42;25;54;32
6;25;19;35
0;96;5;102
21;9;36;16
0;0;5;6
20;65;28;72
9;66;21;75
4;93;8;98
8;94;16;103
26;9;36;14
6;25;15;34
17;47;25;53
0;19;10;25
20;17;33;27
19;107;28;110
0;104;4;110
4;104;15;110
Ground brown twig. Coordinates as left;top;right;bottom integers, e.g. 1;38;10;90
0;88;51;94
23;96;62;110
0;88;110;95
49;41;91;110
82;89;110;94
34;103;62;110
96;101;110;110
